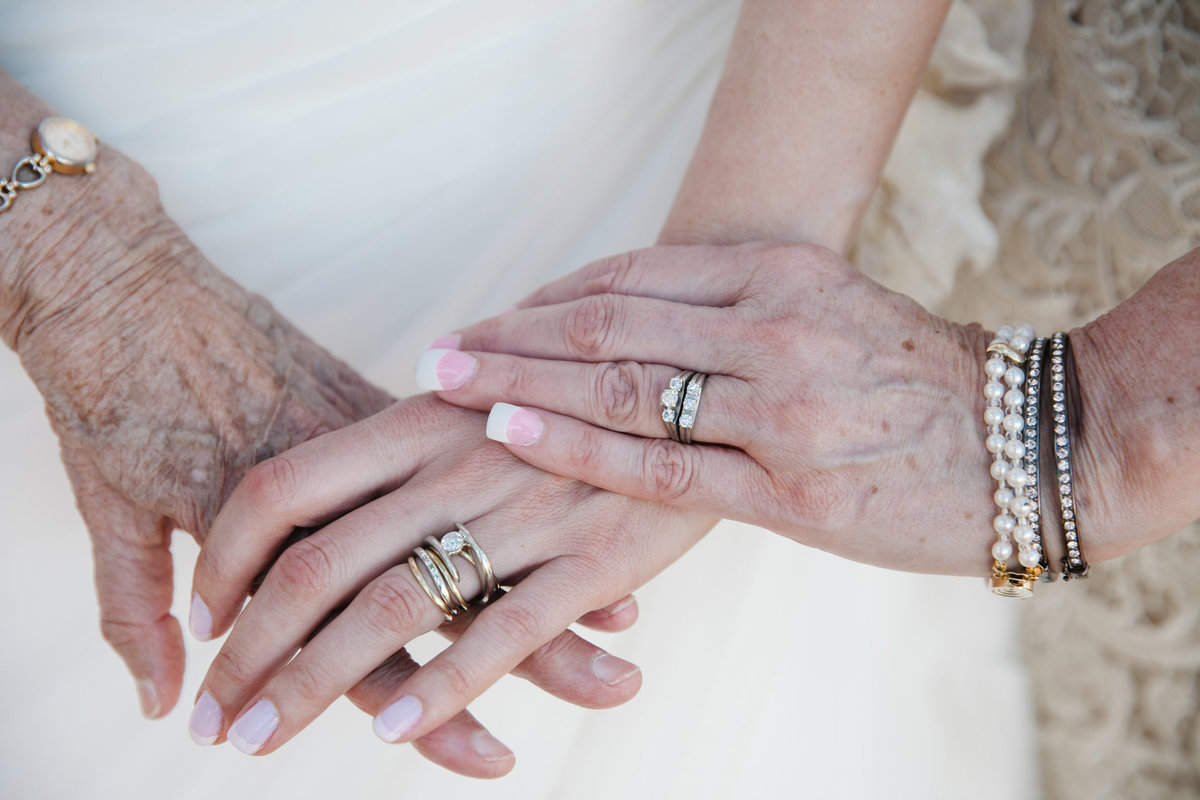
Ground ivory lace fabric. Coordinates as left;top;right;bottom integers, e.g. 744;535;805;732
860;1;1200;797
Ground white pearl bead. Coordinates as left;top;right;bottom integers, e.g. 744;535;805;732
990;459;1011;481
985;433;1007;454
984;407;1005;427
996;324;1015;340
1014;524;1036;546
1002;414;1024;433
985;358;1007;379
1006;467;1029;489
1010;496;1034;518
1003;438;1027;461
984;381;1005;402
1003;388;1025;408
994;487;1015;508
1016;324;1035;340
993;513;1016;535
1004;366;1025;386
1010;334;1031;353
1018;547;1040;568
991;539;1013;562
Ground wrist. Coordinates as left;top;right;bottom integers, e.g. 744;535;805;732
1;141;169;352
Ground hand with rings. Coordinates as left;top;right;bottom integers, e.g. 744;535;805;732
418;242;1130;575
187;394;713;768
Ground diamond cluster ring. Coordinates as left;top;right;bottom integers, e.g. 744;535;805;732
660;371;708;444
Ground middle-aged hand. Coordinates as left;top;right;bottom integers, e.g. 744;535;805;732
3;129;652;776
418;243;1135;575
188;393;713;759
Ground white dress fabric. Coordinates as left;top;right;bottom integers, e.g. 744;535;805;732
0;2;1032;798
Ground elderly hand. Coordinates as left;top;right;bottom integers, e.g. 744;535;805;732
416;243;1133;575
4;131;647;777
188;393;713;765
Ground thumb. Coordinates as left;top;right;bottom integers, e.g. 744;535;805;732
62;449;185;719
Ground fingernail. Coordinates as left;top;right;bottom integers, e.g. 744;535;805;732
591;653;640;686
227;698;279;755
373;695;422;743
188;690;223;746
423;333;461;350
415;348;478;391
137;679;160;719
604;596;636;617
470;729;514;762
189;592;213;641
486;403;544;446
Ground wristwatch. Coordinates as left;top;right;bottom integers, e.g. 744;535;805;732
0;116;98;214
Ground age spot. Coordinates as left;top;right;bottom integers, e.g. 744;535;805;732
1167;396;1176;404
901;339;915;352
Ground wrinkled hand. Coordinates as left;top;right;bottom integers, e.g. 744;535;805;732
187;393;713;763
7;158;645;776
416;243;1119;575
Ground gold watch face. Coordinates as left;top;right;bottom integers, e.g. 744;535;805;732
34;116;98;174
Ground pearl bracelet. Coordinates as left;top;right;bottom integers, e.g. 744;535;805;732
984;324;1044;597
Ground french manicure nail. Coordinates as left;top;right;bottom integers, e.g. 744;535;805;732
373;695;422;743
137;679;160;719
470;729;514;762
424;333;461;350
591;653;640;686
189;592;213;641
486;403;544;446
227;698;279;755
188;690;223;746
415;348;478;391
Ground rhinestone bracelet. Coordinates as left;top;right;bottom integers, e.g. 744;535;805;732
1022;337;1052;578
1047;332;1089;579
984;324;1043;597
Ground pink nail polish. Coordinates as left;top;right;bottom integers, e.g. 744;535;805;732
424;333;461;350
227;698;279;755
486;403;544;446
373;695;422;743
189;690;223;746
189;592;213;641
415;349;478;391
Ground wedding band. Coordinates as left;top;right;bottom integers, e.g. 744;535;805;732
408;523;498;620
660;371;707;443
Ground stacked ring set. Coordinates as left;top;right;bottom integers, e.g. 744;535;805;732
408;523;499;620
660;371;708;444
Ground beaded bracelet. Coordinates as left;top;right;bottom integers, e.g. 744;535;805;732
984;324;1044;597
1047;332;1089;579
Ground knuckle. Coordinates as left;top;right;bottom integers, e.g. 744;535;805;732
210;645;258;689
592;361;645;429
432;657;476;700
581;250;638;296
243;454;302;510
358;574;426;637
98;617;141;650
790;472;853;531
482;600;546;647
289;661;336;707
565;426;606;473
525;629;577;669
272;538;338;603
642;440;697;502
563;295;620;360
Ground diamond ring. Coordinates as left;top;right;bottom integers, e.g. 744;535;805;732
660;371;708;444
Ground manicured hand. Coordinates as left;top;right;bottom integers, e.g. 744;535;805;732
417;242;1124;574
188;394;712;767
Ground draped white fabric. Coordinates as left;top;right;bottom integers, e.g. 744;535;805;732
0;2;1032;797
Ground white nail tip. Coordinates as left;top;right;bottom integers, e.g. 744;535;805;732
486;403;522;443
414;349;452;391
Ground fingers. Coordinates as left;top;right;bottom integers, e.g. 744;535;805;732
484;403;767;514
371;561;636;744
62;451;184;719
416;349;754;445
575;594;638;633
454;293;743;374
514;246;757;309
344;650;515;779
191;403;419;641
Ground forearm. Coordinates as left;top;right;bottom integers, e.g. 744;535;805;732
0;69;170;352
660;0;951;252
1073;246;1200;560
